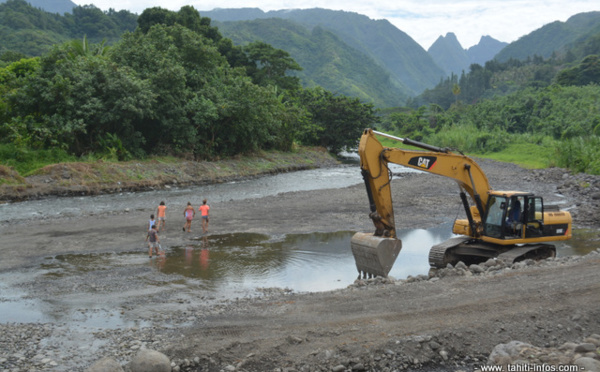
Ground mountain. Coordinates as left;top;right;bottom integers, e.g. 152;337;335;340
427;33;470;76
0;0;76;14
467;36;508;65
203;8;445;96
495;11;600;62
216;18;409;107
428;33;507;76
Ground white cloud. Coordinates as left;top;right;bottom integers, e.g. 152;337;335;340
72;0;599;49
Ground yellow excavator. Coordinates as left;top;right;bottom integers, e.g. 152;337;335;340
351;129;572;278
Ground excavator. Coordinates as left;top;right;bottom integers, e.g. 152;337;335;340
351;129;572;278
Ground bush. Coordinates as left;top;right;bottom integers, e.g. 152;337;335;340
0;143;76;174
554;136;600;174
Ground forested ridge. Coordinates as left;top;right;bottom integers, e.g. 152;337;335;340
1;0;600;179
0;3;379;178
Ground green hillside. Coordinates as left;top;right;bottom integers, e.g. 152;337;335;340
204;8;445;95
0;0;76;14
0;0;137;56
495;11;600;61
216;18;408;107
274;9;444;95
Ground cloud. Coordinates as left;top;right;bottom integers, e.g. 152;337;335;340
73;0;599;49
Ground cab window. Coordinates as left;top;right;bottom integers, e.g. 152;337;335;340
483;196;506;238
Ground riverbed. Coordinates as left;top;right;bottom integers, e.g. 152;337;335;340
0;163;592;328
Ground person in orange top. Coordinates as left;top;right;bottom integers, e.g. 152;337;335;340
198;199;210;234
156;201;167;232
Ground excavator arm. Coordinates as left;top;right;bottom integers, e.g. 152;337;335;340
358;128;492;239
352;128;493;278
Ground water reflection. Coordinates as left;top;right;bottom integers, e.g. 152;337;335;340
150;225;457;293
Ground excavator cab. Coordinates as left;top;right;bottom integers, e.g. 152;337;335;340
483;192;569;241
483;193;530;239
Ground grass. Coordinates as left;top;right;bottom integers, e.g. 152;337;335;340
376;133;557;170
469;143;556;169
0;146;338;189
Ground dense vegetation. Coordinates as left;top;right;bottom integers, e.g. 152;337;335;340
381;82;600;174
1;1;599;177
0;5;376;173
0;0;137;56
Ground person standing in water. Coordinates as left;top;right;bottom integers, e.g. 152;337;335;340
148;214;156;232
183;202;195;233
198;199;210;234
156;201;167;232
146;224;160;258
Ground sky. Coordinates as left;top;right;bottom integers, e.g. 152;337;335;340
72;0;600;49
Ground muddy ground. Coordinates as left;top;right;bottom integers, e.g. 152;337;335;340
1;158;600;371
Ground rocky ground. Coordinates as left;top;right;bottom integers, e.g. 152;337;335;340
0;157;599;372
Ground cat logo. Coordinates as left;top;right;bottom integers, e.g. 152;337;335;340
408;156;437;170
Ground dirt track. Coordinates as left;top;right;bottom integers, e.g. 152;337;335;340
1;158;600;371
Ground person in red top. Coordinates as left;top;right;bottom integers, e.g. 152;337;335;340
156;201;167;232
182;202;195;233
199;199;210;234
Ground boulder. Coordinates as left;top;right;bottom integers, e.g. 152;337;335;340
488;341;532;364
129;349;171;372
575;357;600;372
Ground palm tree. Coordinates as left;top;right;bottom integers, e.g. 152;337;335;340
68;35;108;59
452;83;461;105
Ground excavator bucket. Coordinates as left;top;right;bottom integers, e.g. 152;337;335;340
351;232;402;278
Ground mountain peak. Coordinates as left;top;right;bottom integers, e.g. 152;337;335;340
429;32;463;51
429;33;507;76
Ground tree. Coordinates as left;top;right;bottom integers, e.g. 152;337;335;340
578;55;600;85
244;41;302;91
452;83;461;105
296;87;377;153
5;41;155;156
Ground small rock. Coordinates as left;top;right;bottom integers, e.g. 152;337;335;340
470;264;485;274
575;343;597;353
287;335;303;344
439;350;449;361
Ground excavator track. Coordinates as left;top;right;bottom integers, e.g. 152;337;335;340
428;237;471;268
496;244;556;264
429;238;556;269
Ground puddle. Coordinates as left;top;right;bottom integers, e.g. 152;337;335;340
0;224;595;327
152;225;455;292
